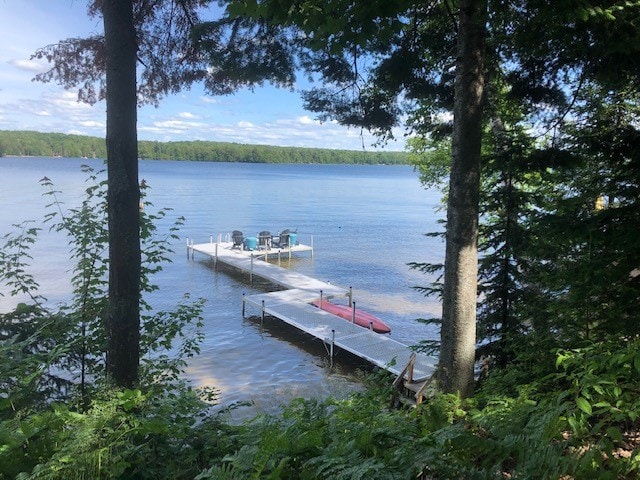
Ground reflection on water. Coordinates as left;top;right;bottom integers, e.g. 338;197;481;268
0;157;445;415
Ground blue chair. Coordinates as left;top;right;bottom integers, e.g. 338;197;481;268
243;236;258;251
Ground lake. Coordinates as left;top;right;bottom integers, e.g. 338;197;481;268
0;157;444;415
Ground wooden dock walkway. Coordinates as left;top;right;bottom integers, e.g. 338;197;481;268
189;237;436;384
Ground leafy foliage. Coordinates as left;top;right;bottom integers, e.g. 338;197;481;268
192;342;640;479
0;165;205;407
2;0;640;475
31;0;214;106
1;385;236;480
406;0;640;375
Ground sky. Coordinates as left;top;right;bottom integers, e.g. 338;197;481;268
0;0;405;152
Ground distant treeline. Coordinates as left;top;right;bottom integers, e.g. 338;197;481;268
0;130;408;165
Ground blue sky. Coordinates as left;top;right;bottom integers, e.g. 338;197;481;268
0;0;405;151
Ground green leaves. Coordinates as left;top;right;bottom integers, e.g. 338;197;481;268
576;396;592;415
116;389;144;412
0;222;44;304
0;384;231;479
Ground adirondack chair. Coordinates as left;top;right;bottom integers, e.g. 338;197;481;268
231;230;244;249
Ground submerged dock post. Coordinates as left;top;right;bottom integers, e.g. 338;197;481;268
320;289;323;308
186;238;190;259
330;329;335;367
352;301;356;324
242;293;246;317
261;300;265;329
214;242;218;269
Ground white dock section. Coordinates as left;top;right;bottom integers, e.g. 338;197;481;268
190;240;348;298
189;238;436;383
244;292;434;381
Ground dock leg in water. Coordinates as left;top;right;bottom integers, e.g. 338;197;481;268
330;329;335;368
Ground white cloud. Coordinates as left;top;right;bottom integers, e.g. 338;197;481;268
152;119;207;129
0;9;407;154
55;91;90;105
79;120;104;128
200;96;220;104
297;115;317;125
8;58;48;73
131;102;408;151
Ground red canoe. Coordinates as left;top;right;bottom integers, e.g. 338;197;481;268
311;300;391;334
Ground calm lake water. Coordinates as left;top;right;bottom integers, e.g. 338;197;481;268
0;157;444;415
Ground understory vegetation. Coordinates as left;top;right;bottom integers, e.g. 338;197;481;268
1;167;639;479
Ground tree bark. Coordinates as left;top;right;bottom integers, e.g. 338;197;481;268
103;0;140;388
439;0;487;398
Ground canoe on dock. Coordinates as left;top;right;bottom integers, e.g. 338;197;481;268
311;300;391;334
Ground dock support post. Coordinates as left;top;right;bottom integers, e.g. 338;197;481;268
352;301;356;324
210;235;213;244
186;238;190;259
242;293;246;318
320;290;323;308
348;286;353;307
261;300;265;329
214;242;218;270
277;250;281;266
250;254;254;283
330;329;335;367
408;356;415;383
369;321;374;332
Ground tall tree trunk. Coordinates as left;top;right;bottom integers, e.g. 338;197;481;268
103;0;140;388
439;0;487;398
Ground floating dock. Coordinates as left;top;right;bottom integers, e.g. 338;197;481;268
188;236;436;384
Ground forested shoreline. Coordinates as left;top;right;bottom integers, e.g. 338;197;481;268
0;130;407;164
